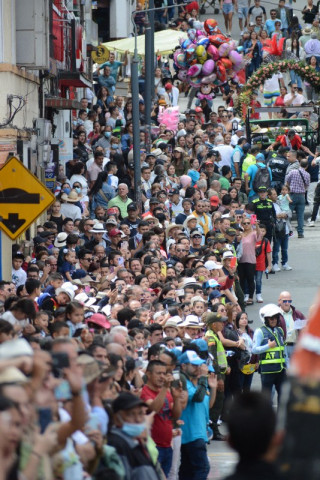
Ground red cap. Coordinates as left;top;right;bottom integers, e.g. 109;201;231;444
86;313;111;330
210;195;220;206
109;228;122;237
165;83;172;90
195;107;203;113
107;207;118;215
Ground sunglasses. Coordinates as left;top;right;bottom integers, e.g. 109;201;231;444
282;300;292;304
192;235;202;239
242;222;251;225
84;258;94;262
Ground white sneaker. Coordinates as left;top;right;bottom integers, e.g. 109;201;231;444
244;294;249;302
272;264;281;272
309;221;315;227
282;263;292;271
256;294;263;303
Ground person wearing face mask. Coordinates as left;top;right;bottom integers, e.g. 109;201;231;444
108;392;162;480
93;127;112;151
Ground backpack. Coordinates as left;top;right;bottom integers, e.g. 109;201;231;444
252;164;271;192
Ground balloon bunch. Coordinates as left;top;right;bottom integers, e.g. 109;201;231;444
158;106;180;132
174;19;245;94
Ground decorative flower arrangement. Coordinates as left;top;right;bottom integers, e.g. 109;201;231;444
239;60;320;119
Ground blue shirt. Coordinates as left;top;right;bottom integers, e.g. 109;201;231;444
265;18;278;36
181;378;209;444
246;162;272;198
99;60;123;82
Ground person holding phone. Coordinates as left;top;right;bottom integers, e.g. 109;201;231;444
238;216;260;305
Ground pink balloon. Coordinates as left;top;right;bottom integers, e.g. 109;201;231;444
202;59;215;76
207;44;220;61
228;50;243;66
187;64;202;77
218;43;232;57
202;73;217;84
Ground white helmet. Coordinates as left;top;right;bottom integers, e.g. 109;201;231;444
259;304;282;323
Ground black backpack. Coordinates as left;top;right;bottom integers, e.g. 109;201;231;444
252;164;271;192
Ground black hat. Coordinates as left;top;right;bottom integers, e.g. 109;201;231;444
150;197;160;204
258;186;267;192
128;163;135;169
39;231;54;238
33;236;46;245
113;392;147;413
127;203;138;211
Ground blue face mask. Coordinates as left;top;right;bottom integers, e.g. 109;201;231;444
75;187;81;194
121;422;146;437
104;131;111;139
111;144;118;150
63;187;71;195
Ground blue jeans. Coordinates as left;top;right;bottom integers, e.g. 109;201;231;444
272;234;289;266
155;10;167;24
255;270;263;295
179;439;210;480
167;0;175;20
239;372;254;392
289;70;302;88
289;193;306;234
157;446;173;477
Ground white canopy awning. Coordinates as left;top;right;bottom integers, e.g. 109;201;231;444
103;29;188;56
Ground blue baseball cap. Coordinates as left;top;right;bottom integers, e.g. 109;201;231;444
256;153;265;162
192;339;208;352
179;350;205;366
205;279;220;289
209;290;222;300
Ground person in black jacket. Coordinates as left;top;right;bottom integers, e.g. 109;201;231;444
267;147;290;194
107;392;162;480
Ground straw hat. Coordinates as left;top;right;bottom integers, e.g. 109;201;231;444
61;189;82;202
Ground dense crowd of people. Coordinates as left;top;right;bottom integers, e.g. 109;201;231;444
1;0;319;479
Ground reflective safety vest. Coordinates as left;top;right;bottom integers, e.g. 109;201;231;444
207;330;228;372
259;325;286;374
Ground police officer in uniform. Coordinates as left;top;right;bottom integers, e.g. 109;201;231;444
205;312;229;440
252;186;277;241
252;304;287;402
267;146;289;194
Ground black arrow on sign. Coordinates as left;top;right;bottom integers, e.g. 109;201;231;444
1;214;26;234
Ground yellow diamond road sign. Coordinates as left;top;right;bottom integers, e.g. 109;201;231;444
0;156;55;240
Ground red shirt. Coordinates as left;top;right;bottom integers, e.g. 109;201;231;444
276;134;302;150
141;384;173;447
274;96;285;107
250;100;261;119
255;238;271;271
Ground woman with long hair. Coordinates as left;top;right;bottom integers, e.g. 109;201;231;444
286;33;303;88
89;171;116;215
235;311;259;392
96;86;113;116
124;97;133;122
171;147;189;177
244;31;263;77
305;55;320;101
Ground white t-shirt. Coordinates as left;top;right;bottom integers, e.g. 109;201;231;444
283;92;306;113
215;144;234;168
263;73;282;94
